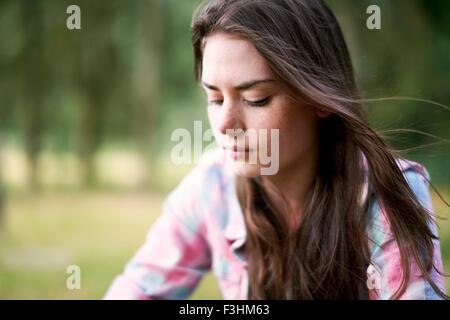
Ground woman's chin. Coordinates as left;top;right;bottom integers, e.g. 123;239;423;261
228;161;262;178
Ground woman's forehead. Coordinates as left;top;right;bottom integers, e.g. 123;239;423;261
201;32;273;86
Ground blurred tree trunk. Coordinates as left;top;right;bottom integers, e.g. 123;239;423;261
78;87;104;188
19;0;46;192
0;143;4;232
76;1;115;188
0;177;4;233
132;0;164;189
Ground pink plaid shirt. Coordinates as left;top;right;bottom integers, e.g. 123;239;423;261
104;149;446;300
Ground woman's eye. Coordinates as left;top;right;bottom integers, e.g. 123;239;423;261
207;97;271;107
245;97;271;107
207;99;223;106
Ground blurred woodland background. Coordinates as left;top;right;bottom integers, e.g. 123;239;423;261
0;0;449;299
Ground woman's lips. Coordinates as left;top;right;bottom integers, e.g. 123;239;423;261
229;146;249;152
224;146;251;160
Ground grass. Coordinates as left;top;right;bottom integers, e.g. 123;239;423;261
0;191;222;299
0;187;449;299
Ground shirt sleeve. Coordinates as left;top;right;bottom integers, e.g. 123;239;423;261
103;166;213;300
367;165;446;300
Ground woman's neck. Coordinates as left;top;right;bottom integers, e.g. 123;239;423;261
261;147;318;228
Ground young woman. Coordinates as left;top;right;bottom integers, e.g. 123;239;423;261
104;0;447;299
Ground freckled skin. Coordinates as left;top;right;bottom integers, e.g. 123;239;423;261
202;32;327;179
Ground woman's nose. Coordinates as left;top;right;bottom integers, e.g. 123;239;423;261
216;99;245;135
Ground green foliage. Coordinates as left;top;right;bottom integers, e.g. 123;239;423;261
0;0;447;187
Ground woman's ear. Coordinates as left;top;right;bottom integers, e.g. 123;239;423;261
316;108;331;118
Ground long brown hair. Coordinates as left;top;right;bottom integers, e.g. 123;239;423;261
191;0;447;299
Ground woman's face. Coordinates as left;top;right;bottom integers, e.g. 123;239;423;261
201;32;327;177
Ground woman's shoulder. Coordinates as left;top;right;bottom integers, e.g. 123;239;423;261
182;146;231;189
360;153;432;207
363;156;443;299
163;147;233;213
394;157;431;182
395;157;433;209
364;154;433;212
361;152;431;183
365;155;435;250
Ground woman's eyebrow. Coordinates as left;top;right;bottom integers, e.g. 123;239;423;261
201;79;275;91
